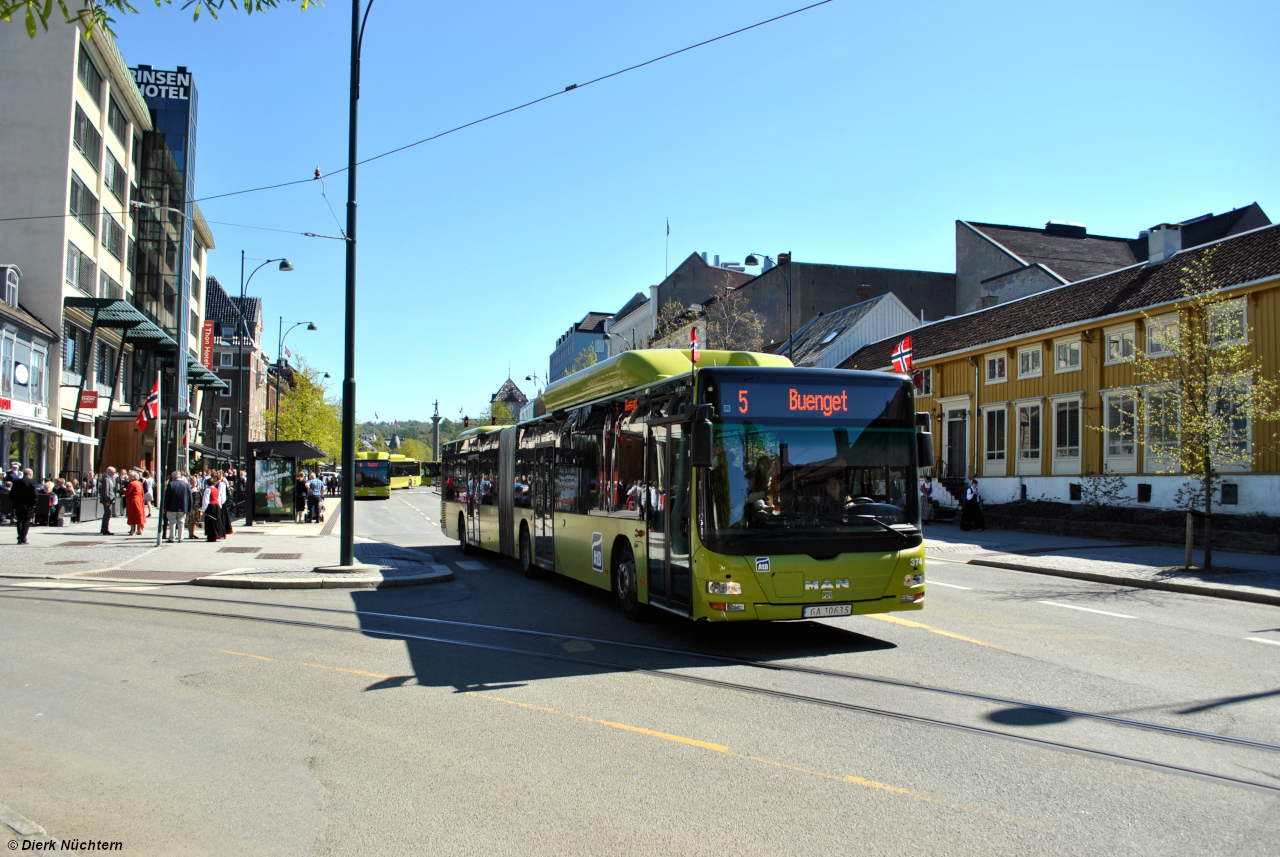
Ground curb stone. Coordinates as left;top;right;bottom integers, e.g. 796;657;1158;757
966;559;1280;607
192;566;454;590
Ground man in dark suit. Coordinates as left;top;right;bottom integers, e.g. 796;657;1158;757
10;467;37;545
98;467;118;535
162;471;192;543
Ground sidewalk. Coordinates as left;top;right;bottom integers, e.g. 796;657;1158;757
924;522;1280;607
0;506;452;589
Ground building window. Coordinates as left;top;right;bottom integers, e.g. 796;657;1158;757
96;342;116;389
98;271;122;301
1209;297;1247;348
107;97;129;145
69;173;99;237
918;367;932;397
78;44;104;105
103;213;125;260
218;407;232;429
2;268;17;308
220;352;232;367
0;334;12;397
985;354;1006;384
1105;326;1135;364
103;149;127;202
1104;393;1137;459
1054;338;1081;372
65;242;97;295
1054;400;1081;460
190;309;200;337
72;104;102;172
1212;377;1251;469
1146;314;1178;357
218;441;233;452
1017;346;1041;379
1144;386;1178;471
63;321;80;372
985;408;1006;461
1017;403;1041;464
219;383;232;397
30;347;45;406
127;237;136;274
191;271;201;300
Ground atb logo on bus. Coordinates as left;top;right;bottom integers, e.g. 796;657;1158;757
755;557;771;573
592;532;604;572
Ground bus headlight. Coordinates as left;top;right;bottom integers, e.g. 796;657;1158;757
904;573;924;588
707;581;742;595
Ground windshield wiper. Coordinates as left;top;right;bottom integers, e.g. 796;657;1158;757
852;515;913;544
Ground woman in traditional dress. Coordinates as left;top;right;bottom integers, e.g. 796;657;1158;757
124;474;147;536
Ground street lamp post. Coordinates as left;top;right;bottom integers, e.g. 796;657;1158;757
340;0;376;568
274;318;317;441
235;251;293;480
745;252;793;361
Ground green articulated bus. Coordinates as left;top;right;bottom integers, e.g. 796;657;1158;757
388;454;421;489
354;451;391;499
440;349;932;623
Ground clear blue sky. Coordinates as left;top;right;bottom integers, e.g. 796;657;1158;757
111;0;1280;423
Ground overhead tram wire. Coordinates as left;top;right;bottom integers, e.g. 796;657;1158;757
189;0;837;205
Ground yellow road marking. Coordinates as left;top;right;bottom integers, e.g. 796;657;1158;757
221;650;272;661
469;692;729;751
467;692;1039;829
301;662;393;680
869;614;1013;651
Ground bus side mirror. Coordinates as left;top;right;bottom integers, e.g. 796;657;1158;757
691;404;714;468
917;431;934;466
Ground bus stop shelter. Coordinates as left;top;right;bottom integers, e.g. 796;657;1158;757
245;440;328;525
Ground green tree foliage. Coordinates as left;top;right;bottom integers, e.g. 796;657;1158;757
268;357;340;461
1131;249;1280;565
2;0;315;38
705;282;764;353
396;437;430;461
479;399;515;424
564;348;598;377
652;298;698;344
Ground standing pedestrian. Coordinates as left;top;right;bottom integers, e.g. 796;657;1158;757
919;475;935;524
306;470;324;523
124;474;146;536
961;477;986;532
143;469;155;519
201;476;224;542
186;475;201;540
217;470;233;538
9;467;37;544
98;467;118;535
163;471;192;543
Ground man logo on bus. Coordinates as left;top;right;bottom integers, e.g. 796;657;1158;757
805;579;850;590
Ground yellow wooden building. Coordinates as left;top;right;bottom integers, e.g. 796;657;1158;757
841;222;1280;513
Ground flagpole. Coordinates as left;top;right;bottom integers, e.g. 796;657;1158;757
154;369;163;547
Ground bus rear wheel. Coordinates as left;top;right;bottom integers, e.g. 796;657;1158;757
458;512;474;555
519;525;540;579
613;545;645;621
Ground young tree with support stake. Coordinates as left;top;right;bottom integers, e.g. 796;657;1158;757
1133;249;1280;569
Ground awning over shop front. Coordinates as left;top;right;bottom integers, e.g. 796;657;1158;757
0;413;63;436
190;442;231;460
63;297;179;350
187;362;228;390
58;427;99;446
247;440;328;461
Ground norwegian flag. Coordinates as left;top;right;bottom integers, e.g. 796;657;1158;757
690;327;700;364
136;377;159;430
891;336;913;374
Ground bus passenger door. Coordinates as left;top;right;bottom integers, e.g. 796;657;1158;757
647;424;692;613
533;444;554;568
466;455;480;545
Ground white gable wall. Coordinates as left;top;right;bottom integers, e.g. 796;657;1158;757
814;294;920;369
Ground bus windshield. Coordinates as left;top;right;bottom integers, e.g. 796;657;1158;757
355;460;389;488
704;422;919;553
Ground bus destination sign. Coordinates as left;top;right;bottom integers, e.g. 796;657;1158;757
713;377;912;424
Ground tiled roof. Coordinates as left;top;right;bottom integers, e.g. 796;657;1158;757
842;223;1280;371
965;221;1138;283
780;297;884;366
0;301;57;339
614;292;649;320
1131;203;1270;262
577;312;613;333
205;276;261;342
492;378;528;406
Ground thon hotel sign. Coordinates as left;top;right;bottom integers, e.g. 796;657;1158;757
131;66;191;100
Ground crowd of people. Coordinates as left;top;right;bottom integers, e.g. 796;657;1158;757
1;463;253;545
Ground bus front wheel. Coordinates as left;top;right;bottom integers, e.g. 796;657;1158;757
613;544;645;621
458;512;474;555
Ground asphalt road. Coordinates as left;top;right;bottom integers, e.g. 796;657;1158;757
1;488;1277;855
